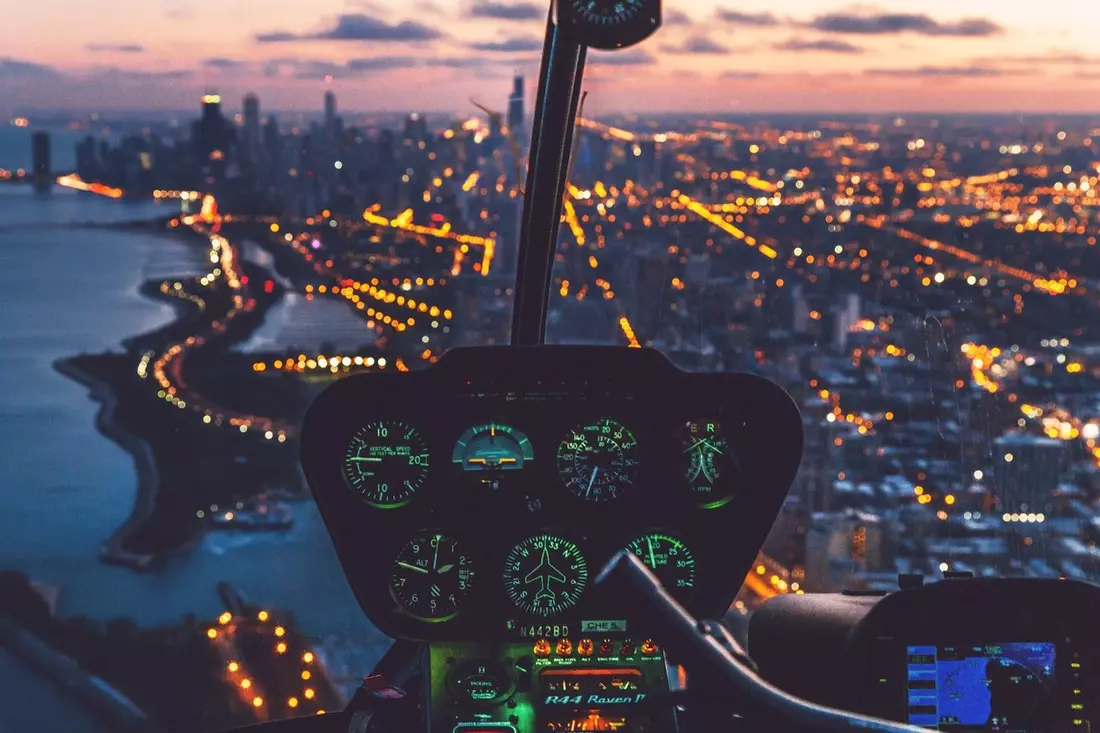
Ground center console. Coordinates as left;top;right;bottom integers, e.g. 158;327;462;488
428;636;673;733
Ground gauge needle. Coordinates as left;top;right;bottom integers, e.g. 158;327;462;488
437;563;454;573
397;561;429;574
432;538;440;571
348;457;383;462
647;537;657;569
586;466;599;496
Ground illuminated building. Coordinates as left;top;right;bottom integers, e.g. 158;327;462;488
31;131;51;192
992;434;1063;517
194;92;234;163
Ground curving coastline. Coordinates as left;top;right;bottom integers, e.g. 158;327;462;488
52;357;159;571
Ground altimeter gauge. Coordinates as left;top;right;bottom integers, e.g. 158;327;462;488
390;532;473;622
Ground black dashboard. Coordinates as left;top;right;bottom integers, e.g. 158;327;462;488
299;346;803;642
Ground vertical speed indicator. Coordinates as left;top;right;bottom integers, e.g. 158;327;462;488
343;421;429;508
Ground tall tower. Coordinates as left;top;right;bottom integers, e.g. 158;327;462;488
31;131;51;192
507;75;525;148
324;90;337;141
196;93;230;159
243;93;261;166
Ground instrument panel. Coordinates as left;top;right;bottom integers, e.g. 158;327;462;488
749;577;1100;732
300;346;803;641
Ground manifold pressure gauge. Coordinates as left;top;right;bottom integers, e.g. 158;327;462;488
558;0;662;50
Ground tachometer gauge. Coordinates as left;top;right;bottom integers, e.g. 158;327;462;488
503;534;587;617
626;533;696;603
681;420;735;509
390;532;473;622
453;423;533;471
557;418;639;502
343;421;429;508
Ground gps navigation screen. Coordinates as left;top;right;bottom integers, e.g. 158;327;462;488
906;643;1056;732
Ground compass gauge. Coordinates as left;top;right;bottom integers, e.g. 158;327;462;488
503;534;587;617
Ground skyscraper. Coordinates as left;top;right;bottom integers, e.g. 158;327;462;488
243;93;261;167
507;75;525;148
195;93;232;160
324;90;337;141
31;131;51;192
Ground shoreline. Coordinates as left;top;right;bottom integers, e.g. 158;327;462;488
52;357;160;571
49;222;211;571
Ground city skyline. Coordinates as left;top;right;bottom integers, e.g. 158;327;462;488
3;0;1100;113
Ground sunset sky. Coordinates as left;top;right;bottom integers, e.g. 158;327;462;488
3;0;1099;114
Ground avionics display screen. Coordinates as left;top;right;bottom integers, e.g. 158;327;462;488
906;643;1056;732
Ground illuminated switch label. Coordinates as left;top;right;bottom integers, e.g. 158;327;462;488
582;619;627;633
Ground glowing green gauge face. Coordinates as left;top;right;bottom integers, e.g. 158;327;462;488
343;421;429;507
452;423;533;471
557;418;639;502
626;533;696;603
390;533;473;622
503;534;588;617
682;420;734;509
570;0;646;26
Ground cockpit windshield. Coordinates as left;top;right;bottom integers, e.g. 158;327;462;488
2;0;1099;729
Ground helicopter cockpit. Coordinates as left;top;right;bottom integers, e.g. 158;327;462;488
228;0;1100;731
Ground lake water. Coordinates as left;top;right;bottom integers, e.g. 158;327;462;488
0;186;387;662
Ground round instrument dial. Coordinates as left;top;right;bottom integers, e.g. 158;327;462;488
569;0;646;26
556;418;639;502
453;423;533;472
503;534;587;617
681;420;734;508
389;532;473;621
343;421;429;507
626;533;696;603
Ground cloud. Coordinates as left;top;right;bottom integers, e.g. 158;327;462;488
470;36;543;52
663;9;693;25
202;57;246;69
0;58;61;79
808;12;1001;37
588;49;656;66
470;1;543;20
864;65;1015;78
717;10;779;26
722;70;764;79
347;56;419;71
86;43;145;53
662;36;730;55
256;13;442;43
776;38;864;54
974;52;1100;66
290;60;346;79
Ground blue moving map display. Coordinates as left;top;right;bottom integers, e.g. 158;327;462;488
906;642;1055;731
